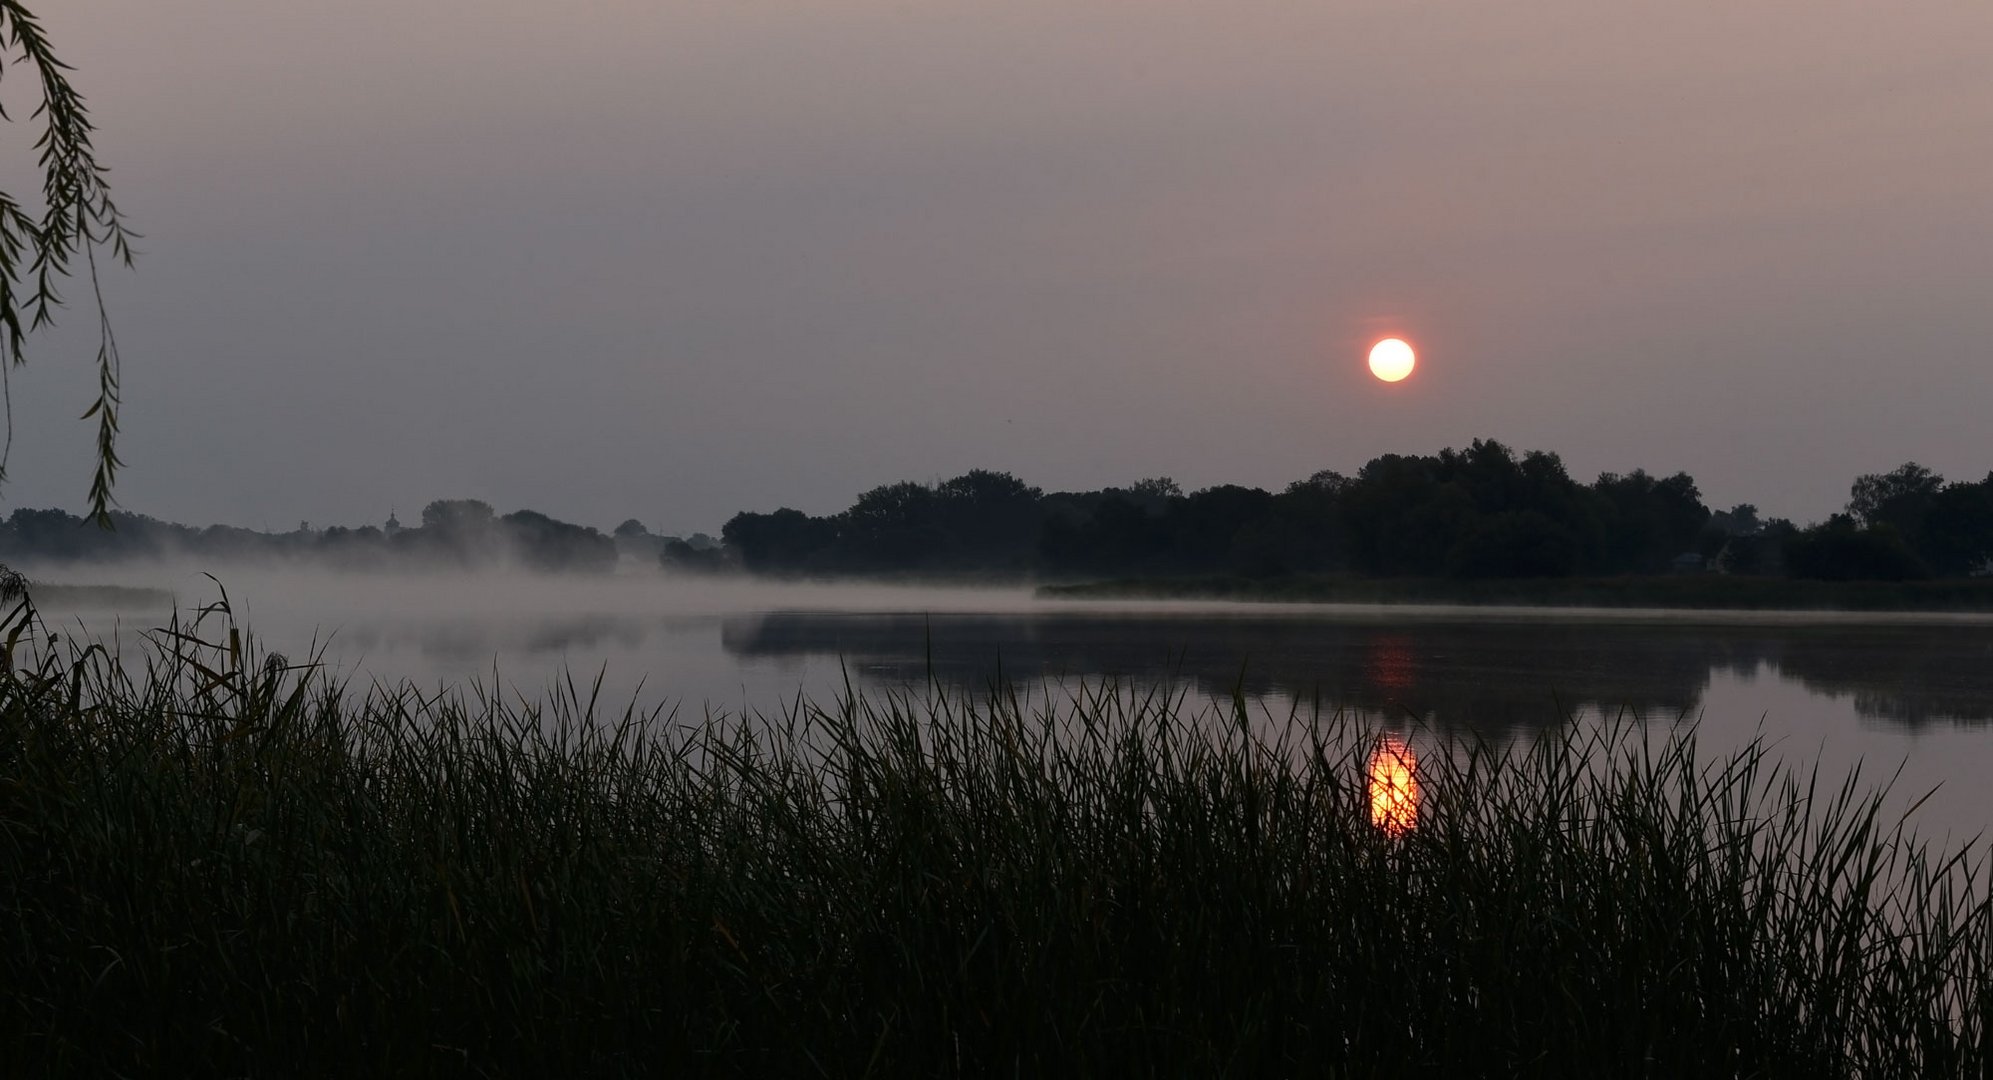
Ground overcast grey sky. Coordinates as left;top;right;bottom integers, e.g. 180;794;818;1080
7;0;1991;534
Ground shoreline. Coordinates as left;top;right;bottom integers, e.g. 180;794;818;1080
24;570;1993;627
1038;573;1993;620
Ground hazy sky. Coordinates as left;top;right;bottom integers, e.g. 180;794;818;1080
8;1;1992;534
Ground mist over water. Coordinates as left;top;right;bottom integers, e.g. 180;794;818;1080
24;562;1044;706
25;560;1993;838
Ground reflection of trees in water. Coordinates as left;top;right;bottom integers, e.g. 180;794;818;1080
718;613;1993;731
335;616;694;668
717;614;1713;734
1752;627;1993;727
273;609;1993;730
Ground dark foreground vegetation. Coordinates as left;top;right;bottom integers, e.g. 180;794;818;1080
4;595;1991;1076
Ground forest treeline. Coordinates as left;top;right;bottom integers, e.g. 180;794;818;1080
3;441;1991;582
0;500;626;573
722;441;1993;582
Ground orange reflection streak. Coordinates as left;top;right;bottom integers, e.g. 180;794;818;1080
1365;634;1416;693
1368;735;1420;836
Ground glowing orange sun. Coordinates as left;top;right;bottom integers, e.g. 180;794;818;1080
1368;338;1416;382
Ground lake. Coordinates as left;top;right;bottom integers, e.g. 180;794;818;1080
28;565;1993;841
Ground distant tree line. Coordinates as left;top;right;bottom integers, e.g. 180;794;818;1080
721;443;1993;582
6;443;1992;582
0;500;622;573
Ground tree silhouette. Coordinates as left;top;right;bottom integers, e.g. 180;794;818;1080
1922;475;1993;576
0;2;136;523
421;499;496;533
1593;469;1708;574
1786;515;1930;582
1849;463;1943;536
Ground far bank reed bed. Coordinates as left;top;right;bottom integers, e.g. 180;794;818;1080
2;595;1990;1076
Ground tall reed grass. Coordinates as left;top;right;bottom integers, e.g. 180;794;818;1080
1;590;1988;1076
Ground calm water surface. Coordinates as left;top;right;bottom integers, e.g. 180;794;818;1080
34;567;1993;840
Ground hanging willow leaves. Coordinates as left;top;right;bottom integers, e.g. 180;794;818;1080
0;0;135;526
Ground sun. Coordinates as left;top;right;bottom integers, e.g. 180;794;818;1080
1368;338;1416;383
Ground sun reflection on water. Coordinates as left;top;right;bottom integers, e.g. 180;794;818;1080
1369;734;1420;836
